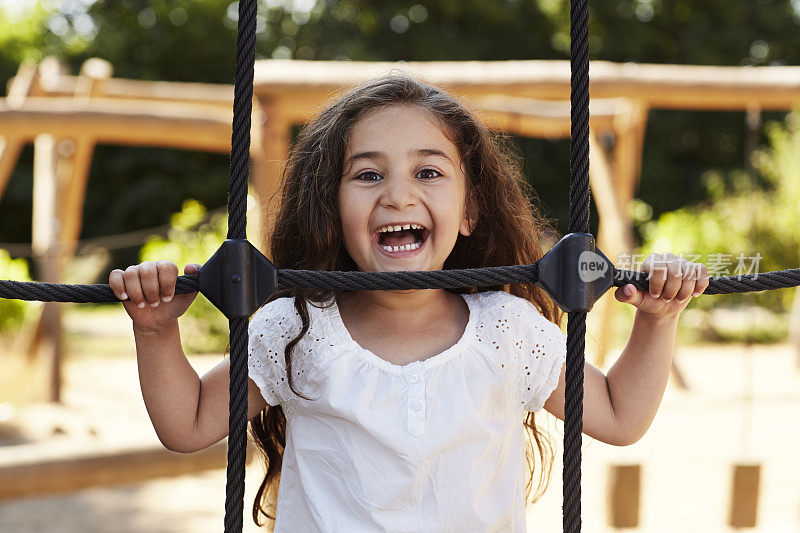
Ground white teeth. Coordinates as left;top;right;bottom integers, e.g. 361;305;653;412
377;223;426;233
381;241;422;253
376;223;426;254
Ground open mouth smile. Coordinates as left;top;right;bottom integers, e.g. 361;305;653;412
372;223;429;258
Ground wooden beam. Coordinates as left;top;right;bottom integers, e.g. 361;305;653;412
73;58;113;99
8;74;233;107
12;60;800;113
251;60;800;112
0;440;257;501
0;98;233;153
477;95;621;138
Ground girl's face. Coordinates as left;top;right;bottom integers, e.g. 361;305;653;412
338;104;474;273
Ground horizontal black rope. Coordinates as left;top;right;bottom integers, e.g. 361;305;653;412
0;275;201;302
2;265;800;303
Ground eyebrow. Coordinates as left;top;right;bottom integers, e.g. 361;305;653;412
347;148;454;165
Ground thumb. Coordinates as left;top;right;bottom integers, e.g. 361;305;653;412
184;263;202;274
615;284;642;306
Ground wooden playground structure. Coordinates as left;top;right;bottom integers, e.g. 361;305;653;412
4;57;800;402
2;57;800;529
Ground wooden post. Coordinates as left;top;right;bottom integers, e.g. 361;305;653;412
607;463;641;528
790;286;800;370
604;103;648;369
25;58;111;402
0;61;42;203
728;463;761;528
588;128;635;368
612;100;649;200
0;136;23;203
30;133;64;401
59;58;112;259
251;97;291;257
26;57;71;402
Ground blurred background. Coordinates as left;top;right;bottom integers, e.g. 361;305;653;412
0;1;798;532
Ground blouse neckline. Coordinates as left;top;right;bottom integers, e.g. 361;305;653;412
323;292;480;374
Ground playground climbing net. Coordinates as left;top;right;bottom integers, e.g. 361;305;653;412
2;1;800;532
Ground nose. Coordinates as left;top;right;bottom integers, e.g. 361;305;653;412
381;175;418;209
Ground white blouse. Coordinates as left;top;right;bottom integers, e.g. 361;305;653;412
247;290;567;533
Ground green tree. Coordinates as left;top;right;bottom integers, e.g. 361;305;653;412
638;111;800;315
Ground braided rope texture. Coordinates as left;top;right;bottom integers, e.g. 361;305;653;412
3;267;800;302
226;0;254;242
225;318;249;533
566;0;591;528
223;0;256;531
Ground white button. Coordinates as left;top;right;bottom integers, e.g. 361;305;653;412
409;374;420;383
410;399;423;412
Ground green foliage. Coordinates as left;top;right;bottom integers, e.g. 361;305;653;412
638;111;800;328
0;2;55;66
0;249;32;332
74;1;236;82
140;200;229;354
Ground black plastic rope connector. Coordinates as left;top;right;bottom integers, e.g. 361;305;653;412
197;239;276;319
535;233;615;313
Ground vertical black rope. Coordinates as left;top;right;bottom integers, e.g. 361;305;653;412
224;1;256;532
228;0;256;242
225;318;249;533
565;0;590;531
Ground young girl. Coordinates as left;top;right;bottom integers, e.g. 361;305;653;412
109;75;709;531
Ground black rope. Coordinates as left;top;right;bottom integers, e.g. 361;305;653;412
225;318;249;533
3;267;800;302
224;0;256;531
566;0;591;529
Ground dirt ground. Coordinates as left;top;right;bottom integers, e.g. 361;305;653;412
0;304;798;532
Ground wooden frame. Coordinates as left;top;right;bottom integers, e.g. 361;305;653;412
3;58;800;401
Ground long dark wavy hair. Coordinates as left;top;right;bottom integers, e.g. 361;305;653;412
248;74;565;527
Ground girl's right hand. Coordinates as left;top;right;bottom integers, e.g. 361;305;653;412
109;261;200;332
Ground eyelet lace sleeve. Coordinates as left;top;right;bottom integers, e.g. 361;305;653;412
247;297;303;409
501;295;567;412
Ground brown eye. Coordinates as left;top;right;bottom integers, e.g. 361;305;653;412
416;168;441;180
355;171;381;181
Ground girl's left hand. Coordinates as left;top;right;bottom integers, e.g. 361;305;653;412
615;252;710;319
